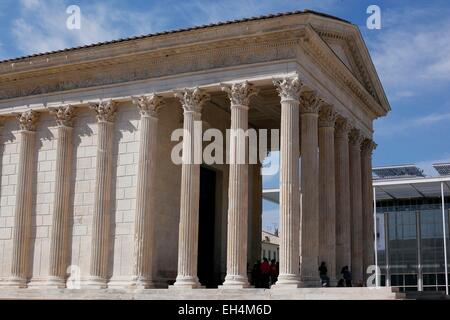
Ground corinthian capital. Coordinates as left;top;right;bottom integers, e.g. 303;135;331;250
174;87;210;114
15;110;39;131
273;75;302;102
221;81;258;107
318;104;337;128
132;94;165;118
335;116;351;138
362;139;377;155
349;128;364;148
89;100;117;122
299;90;321;114
49;105;75;127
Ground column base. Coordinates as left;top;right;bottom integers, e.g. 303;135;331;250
169;276;203;289
129;276;156;289
45;276;67;289
85;276;108;289
300;277;322;288
1;276;28;288
271;274;301;289
219;275;250;289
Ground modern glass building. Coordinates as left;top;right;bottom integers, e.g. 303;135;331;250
373;164;450;293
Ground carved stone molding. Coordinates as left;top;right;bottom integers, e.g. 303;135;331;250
49;105;75;127
318;104;337;128
221;81;258;107
0;32;301;101
174;87;210;114
273;75;302;102
361;139;377;155
348;128;364;148
15;110;39;131
299;90;321;114
132;94;165;118
335;116;352;138
89;100;117;122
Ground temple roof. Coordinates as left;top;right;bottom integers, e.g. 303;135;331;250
0;10;351;64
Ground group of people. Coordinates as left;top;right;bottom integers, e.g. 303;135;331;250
251;258;279;288
250;259;360;288
319;262;357;287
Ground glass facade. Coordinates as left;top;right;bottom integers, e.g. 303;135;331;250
376;197;450;292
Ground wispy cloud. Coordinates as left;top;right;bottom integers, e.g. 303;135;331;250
368;5;450;99
11;0;169;56
376;112;450;136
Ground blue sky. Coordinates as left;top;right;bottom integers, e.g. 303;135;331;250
1;0;450;231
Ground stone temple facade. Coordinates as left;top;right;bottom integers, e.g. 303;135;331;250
0;10;390;294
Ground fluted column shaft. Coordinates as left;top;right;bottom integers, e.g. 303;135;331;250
221;81;257;288
172;88;209;289
318;105;337;284
299;91;320;287
9;110;39;288
334;118;352;277
362;139;376;277
349;129;364;284
273;77;301;287
88;101;116;288
47;106;75;288
132;95;164;288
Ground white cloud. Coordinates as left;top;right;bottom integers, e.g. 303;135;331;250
11;0;168;56
375;111;450;136
368;6;450;99
20;0;40;9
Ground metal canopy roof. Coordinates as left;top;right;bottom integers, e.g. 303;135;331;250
262;188;280;204
263;177;450;203
372;164;425;180
373;176;450;201
433;163;450;176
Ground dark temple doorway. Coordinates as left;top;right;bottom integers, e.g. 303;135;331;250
198;166;217;288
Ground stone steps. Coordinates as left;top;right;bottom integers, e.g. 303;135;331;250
0;287;406;300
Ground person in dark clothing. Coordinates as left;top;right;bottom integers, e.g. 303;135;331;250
337;278;345;287
269;259;278;285
260;258;270;288
318;261;330;287
341;266;352;287
251;261;261;288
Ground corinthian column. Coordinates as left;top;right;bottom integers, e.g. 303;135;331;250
220;81;257;288
272;76;301;288
362;138;377;277
88;100;117;288
171;88;210;289
131;94;164;289
47;106;75;288
349;128;364;285
299;90;321;287
318;104;337;285
8;110;39;288
334;117;352;277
